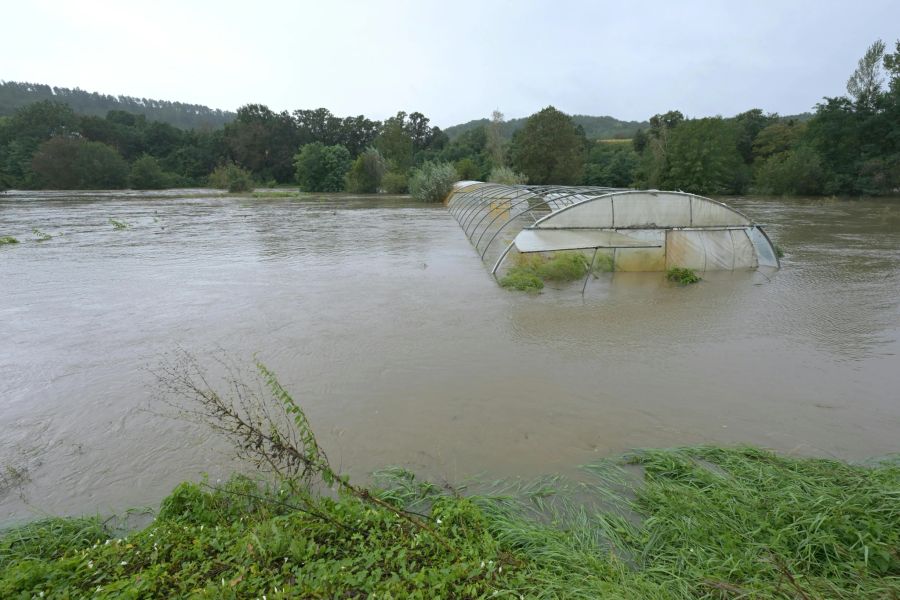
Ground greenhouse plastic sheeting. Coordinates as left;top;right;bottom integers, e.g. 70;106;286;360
513;229;661;253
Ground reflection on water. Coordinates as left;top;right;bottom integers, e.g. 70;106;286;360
1;191;898;521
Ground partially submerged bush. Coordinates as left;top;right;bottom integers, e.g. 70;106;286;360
382;170;408;194
500;252;592;292
409;161;457;202
666;266;701;284
0;236;19;245
499;268;544;291
108;218;128;230
208;162;254;193
32;228;52;241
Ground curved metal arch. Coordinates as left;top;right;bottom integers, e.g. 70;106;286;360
477;192;605;260
464;188;534;240
449;184;494;214
463;185;574;240
473;187;601;254
471;184;614;254
452;186;515;228
461;186;528;234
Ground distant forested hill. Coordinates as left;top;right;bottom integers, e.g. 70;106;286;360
444;114;649;141
0;81;235;129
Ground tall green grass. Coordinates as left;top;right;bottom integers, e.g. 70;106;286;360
3;447;895;598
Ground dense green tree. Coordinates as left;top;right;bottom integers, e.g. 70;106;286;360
375;113;415;172
293;143;352;192
130;154;170;189
632;128;648;153
485;110;506;168
31;137;129;189
454;157;481;180
345;147;386;193
847;40;886;113
752;122;807;159
225;104;298;183
509;106;586;185
583;143;639;187
734;109;777;163
663;118;748;195
800;39;900;194
754;145;825;195
0;101;79;187
438;126;490;178
648;110;684;137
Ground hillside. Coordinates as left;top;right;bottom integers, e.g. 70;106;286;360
0;81;235;130
444;114;649;141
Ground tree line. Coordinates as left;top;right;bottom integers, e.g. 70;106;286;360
0;81;234;129
1;39;897;196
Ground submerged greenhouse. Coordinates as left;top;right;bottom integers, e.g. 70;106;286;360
445;182;779;279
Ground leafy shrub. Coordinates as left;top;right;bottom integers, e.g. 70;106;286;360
0;236;19;245
409;161;457;202
487;166;527;185
382;170;408;194
666;266;701;284
208;162;254;192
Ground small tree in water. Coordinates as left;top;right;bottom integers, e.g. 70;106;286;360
409;161;457;202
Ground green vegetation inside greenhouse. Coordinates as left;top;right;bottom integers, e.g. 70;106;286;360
500;251;598;292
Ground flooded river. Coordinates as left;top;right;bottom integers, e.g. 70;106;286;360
1;191;898;521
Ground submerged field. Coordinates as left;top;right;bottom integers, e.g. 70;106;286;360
2;446;898;598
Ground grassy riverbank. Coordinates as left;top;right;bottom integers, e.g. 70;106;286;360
2;446;897;598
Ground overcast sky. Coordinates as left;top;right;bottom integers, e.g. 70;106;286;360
3;0;898;127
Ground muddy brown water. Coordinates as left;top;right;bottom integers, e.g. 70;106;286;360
1;190;898;521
